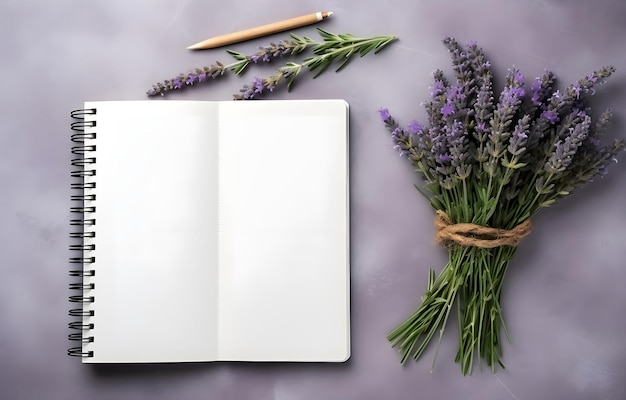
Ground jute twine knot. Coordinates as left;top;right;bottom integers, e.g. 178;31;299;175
434;210;532;248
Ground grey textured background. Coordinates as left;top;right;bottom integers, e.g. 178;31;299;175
2;0;626;399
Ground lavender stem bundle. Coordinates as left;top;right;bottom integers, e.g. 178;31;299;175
380;38;624;375
146;29;396;99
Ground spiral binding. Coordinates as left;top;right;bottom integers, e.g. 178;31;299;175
68;108;97;358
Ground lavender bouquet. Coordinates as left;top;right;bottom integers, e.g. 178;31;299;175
380;38;624;374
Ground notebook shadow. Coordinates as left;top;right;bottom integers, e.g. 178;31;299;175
90;358;353;379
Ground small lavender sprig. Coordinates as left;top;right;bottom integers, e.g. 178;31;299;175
146;38;309;96
234;29;397;99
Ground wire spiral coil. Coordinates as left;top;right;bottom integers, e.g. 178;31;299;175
68;108;97;358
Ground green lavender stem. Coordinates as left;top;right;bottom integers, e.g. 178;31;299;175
387;247;468;368
455;246;516;374
388;245;517;375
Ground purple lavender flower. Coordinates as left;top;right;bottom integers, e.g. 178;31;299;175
147;64;227;96
530;78;542;106
436;153;452;164
499;68;526;110
544;115;591;173
592;109;613;140
541;110;560;124
425;70;452;129
473;80;494;141
443;37;474;90
236;77;267;100
430;69;449;99
408;120;423;134
252;77;264;93
421;119;461;184
379;108;391;122
531;70;555;106
235;39;302;69
499;86;526;110
441;103;455;116
431;80;446;97
426;127;445;160
390;127;407;154
528;70;556;114
445;120;472;179
234;73;284;100
587;73;598;84
446;86;466;101
562;136;624;189
488;68;526;152
392;125;423;160
507;115;531;157
541;66;615;119
377;108;426;163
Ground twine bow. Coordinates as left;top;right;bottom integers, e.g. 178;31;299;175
434;210;532;248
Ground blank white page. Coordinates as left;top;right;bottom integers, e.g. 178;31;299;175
218;100;350;361
83;101;220;363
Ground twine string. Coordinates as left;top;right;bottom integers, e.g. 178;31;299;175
434;210;532;248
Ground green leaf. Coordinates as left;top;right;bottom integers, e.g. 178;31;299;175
311;60;332;78
335;55;354;72
359;43;378;57
429;196;445;210
517;210;531;222
338;33;357;41
316;28;335;41
229;60;250;75
226;49;247;61
374;38;397;53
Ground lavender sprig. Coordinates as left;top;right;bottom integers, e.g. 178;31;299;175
146;38;310;96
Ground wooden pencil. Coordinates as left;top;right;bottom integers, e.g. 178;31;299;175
187;11;333;50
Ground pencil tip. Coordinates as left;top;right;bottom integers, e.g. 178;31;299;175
327;11;333;17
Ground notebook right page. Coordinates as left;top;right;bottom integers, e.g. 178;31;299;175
218;100;350;361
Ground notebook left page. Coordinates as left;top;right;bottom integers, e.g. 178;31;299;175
82;101;220;363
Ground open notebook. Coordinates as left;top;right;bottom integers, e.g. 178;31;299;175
68;100;350;363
